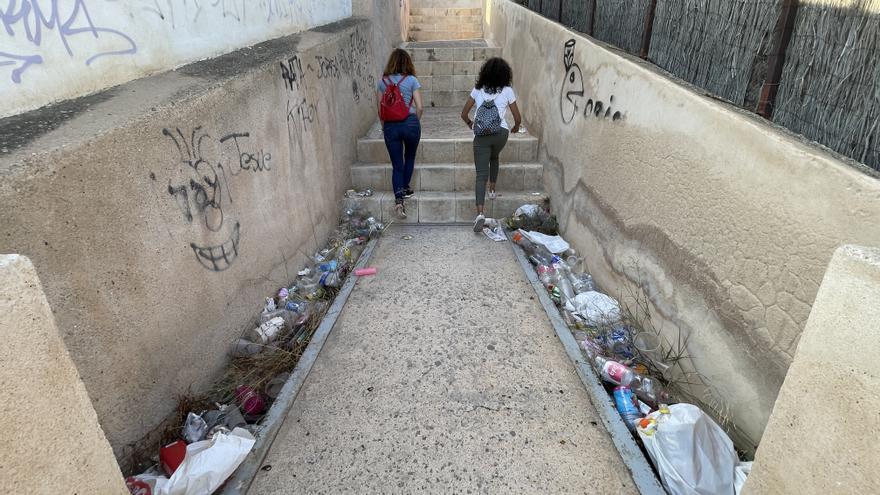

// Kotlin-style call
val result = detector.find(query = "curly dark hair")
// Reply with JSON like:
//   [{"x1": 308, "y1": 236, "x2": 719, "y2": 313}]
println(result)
[{"x1": 475, "y1": 57, "x2": 513, "y2": 94}]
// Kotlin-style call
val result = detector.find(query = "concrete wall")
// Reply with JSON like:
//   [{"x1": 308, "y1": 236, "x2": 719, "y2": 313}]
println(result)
[
  {"x1": 0, "y1": 0, "x2": 351, "y2": 118},
  {"x1": 353, "y1": 0, "x2": 410, "y2": 56},
  {"x1": 0, "y1": 16, "x2": 390, "y2": 461},
  {"x1": 413, "y1": 0, "x2": 482, "y2": 6},
  {"x1": 483, "y1": 0, "x2": 880, "y2": 451},
  {"x1": 743, "y1": 245, "x2": 880, "y2": 493},
  {"x1": 0, "y1": 255, "x2": 127, "y2": 494}
]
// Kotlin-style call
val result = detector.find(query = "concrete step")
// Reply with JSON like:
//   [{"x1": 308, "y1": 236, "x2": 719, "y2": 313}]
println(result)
[
  {"x1": 352, "y1": 162, "x2": 544, "y2": 192},
  {"x1": 359, "y1": 191, "x2": 547, "y2": 224},
  {"x1": 410, "y1": 32, "x2": 483, "y2": 42},
  {"x1": 357, "y1": 136, "x2": 538, "y2": 164}
]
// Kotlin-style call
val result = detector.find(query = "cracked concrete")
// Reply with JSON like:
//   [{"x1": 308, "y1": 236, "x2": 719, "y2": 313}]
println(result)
[{"x1": 248, "y1": 225, "x2": 636, "y2": 494}]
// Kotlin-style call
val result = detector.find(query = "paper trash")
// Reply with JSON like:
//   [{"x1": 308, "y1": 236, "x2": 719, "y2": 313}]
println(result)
[
  {"x1": 128, "y1": 428, "x2": 256, "y2": 495},
  {"x1": 524, "y1": 231, "x2": 570, "y2": 254},
  {"x1": 483, "y1": 226, "x2": 507, "y2": 242}
]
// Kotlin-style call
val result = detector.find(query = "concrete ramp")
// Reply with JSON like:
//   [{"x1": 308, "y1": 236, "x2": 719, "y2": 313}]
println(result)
[{"x1": 248, "y1": 225, "x2": 637, "y2": 493}]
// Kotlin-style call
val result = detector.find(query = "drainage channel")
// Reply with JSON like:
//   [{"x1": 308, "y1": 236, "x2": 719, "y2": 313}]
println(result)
[
  {"x1": 508, "y1": 235, "x2": 666, "y2": 495},
  {"x1": 220, "y1": 238, "x2": 380, "y2": 495}
]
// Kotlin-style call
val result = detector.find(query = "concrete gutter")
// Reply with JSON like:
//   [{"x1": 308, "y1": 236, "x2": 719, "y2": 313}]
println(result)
[
  {"x1": 508, "y1": 237, "x2": 666, "y2": 495},
  {"x1": 220, "y1": 237, "x2": 380, "y2": 495}
]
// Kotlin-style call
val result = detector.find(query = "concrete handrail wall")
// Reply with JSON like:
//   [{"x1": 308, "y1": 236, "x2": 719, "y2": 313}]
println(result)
[
  {"x1": 0, "y1": 255, "x2": 127, "y2": 494},
  {"x1": 483, "y1": 0, "x2": 880, "y2": 451},
  {"x1": 744, "y1": 245, "x2": 880, "y2": 493},
  {"x1": 0, "y1": 9, "x2": 403, "y2": 460}
]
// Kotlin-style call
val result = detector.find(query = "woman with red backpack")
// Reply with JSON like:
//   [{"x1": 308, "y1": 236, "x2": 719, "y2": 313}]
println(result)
[{"x1": 377, "y1": 48, "x2": 424, "y2": 219}]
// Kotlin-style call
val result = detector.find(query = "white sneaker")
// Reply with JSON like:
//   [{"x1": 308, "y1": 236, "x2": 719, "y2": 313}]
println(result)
[
  {"x1": 395, "y1": 203, "x2": 407, "y2": 219},
  {"x1": 489, "y1": 191, "x2": 497, "y2": 200},
  {"x1": 472, "y1": 214, "x2": 486, "y2": 232}
]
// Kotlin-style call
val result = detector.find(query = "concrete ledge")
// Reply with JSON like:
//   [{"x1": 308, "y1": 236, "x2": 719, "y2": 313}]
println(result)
[
  {"x1": 0, "y1": 255, "x2": 127, "y2": 494},
  {"x1": 744, "y1": 245, "x2": 880, "y2": 494}
]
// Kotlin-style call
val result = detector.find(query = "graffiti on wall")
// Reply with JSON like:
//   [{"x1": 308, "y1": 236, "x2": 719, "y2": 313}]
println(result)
[
  {"x1": 138, "y1": 0, "x2": 313, "y2": 28},
  {"x1": 0, "y1": 0, "x2": 138, "y2": 84},
  {"x1": 279, "y1": 27, "x2": 373, "y2": 159},
  {"x1": 153, "y1": 126, "x2": 273, "y2": 272},
  {"x1": 559, "y1": 39, "x2": 623, "y2": 124}
]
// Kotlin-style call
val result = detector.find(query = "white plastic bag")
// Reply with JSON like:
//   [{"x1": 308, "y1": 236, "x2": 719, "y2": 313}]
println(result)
[
  {"x1": 734, "y1": 461, "x2": 752, "y2": 495},
  {"x1": 514, "y1": 204, "x2": 541, "y2": 218},
  {"x1": 637, "y1": 404, "x2": 737, "y2": 495},
  {"x1": 524, "y1": 231, "x2": 570, "y2": 254},
  {"x1": 129, "y1": 428, "x2": 256, "y2": 495},
  {"x1": 564, "y1": 291, "x2": 621, "y2": 326}
]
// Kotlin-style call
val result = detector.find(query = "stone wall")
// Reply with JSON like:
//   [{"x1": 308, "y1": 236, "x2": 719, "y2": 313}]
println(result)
[
  {"x1": 483, "y1": 0, "x2": 880, "y2": 451},
  {"x1": 0, "y1": 0, "x2": 351, "y2": 118},
  {"x1": 0, "y1": 15, "x2": 397, "y2": 460}
]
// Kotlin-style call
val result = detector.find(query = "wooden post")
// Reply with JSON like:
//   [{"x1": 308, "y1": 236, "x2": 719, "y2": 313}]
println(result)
[
  {"x1": 639, "y1": 0, "x2": 658, "y2": 59},
  {"x1": 589, "y1": 0, "x2": 596, "y2": 36},
  {"x1": 757, "y1": 0, "x2": 799, "y2": 118}
]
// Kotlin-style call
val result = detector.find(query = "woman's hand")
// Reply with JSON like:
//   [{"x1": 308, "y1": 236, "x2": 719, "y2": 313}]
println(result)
[
  {"x1": 461, "y1": 97, "x2": 476, "y2": 130},
  {"x1": 511, "y1": 124, "x2": 520, "y2": 134}
]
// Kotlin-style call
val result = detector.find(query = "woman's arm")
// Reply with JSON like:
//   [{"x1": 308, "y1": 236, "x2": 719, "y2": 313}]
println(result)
[
  {"x1": 413, "y1": 89, "x2": 424, "y2": 120},
  {"x1": 461, "y1": 97, "x2": 476, "y2": 129},
  {"x1": 509, "y1": 101, "x2": 522, "y2": 134},
  {"x1": 377, "y1": 91, "x2": 383, "y2": 123}
]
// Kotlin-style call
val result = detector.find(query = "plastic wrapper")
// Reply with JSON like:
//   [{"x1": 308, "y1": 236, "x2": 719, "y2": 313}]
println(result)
[{"x1": 564, "y1": 291, "x2": 622, "y2": 326}]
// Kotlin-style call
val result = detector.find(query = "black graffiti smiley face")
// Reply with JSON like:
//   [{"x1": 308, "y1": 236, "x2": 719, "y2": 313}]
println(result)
[{"x1": 162, "y1": 127, "x2": 241, "y2": 272}]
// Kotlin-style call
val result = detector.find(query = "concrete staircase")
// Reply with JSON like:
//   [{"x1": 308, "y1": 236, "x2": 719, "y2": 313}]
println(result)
[
  {"x1": 407, "y1": 40, "x2": 500, "y2": 109},
  {"x1": 355, "y1": 41, "x2": 546, "y2": 224},
  {"x1": 409, "y1": 6, "x2": 482, "y2": 42}
]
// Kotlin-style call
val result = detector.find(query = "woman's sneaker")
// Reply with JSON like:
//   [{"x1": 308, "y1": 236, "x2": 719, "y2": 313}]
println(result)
[
  {"x1": 395, "y1": 202, "x2": 407, "y2": 219},
  {"x1": 473, "y1": 214, "x2": 486, "y2": 232},
  {"x1": 488, "y1": 190, "x2": 497, "y2": 200},
  {"x1": 403, "y1": 188, "x2": 415, "y2": 199}
]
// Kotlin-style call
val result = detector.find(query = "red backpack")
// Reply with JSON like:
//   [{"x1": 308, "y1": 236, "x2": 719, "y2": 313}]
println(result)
[{"x1": 379, "y1": 75, "x2": 413, "y2": 122}]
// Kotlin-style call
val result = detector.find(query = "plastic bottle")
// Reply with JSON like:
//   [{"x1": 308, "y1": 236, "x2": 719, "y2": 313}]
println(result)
[
  {"x1": 536, "y1": 265, "x2": 557, "y2": 288},
  {"x1": 595, "y1": 356, "x2": 669, "y2": 406},
  {"x1": 613, "y1": 386, "x2": 642, "y2": 431},
  {"x1": 630, "y1": 375, "x2": 670, "y2": 406},
  {"x1": 551, "y1": 256, "x2": 576, "y2": 301},
  {"x1": 512, "y1": 230, "x2": 536, "y2": 254},
  {"x1": 571, "y1": 273, "x2": 597, "y2": 293},
  {"x1": 595, "y1": 356, "x2": 637, "y2": 386}
]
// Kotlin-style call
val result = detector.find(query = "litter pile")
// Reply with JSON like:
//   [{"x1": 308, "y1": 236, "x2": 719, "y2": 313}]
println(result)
[
  {"x1": 506, "y1": 205, "x2": 752, "y2": 495},
  {"x1": 126, "y1": 193, "x2": 383, "y2": 495}
]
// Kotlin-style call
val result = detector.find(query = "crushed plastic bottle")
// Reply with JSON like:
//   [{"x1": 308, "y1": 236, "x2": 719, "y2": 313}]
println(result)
[
  {"x1": 595, "y1": 356, "x2": 669, "y2": 406},
  {"x1": 614, "y1": 386, "x2": 643, "y2": 431},
  {"x1": 536, "y1": 265, "x2": 557, "y2": 289},
  {"x1": 551, "y1": 256, "x2": 576, "y2": 302},
  {"x1": 571, "y1": 273, "x2": 597, "y2": 293}
]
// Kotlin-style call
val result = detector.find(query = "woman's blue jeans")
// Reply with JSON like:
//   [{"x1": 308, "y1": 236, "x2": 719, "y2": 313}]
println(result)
[{"x1": 383, "y1": 114, "x2": 421, "y2": 202}]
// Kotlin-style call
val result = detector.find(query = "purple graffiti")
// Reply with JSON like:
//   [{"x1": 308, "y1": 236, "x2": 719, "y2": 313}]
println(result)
[{"x1": 0, "y1": 0, "x2": 138, "y2": 84}]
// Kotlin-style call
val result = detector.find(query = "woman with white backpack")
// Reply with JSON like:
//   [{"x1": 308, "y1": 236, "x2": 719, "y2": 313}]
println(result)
[{"x1": 460, "y1": 57, "x2": 522, "y2": 232}]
